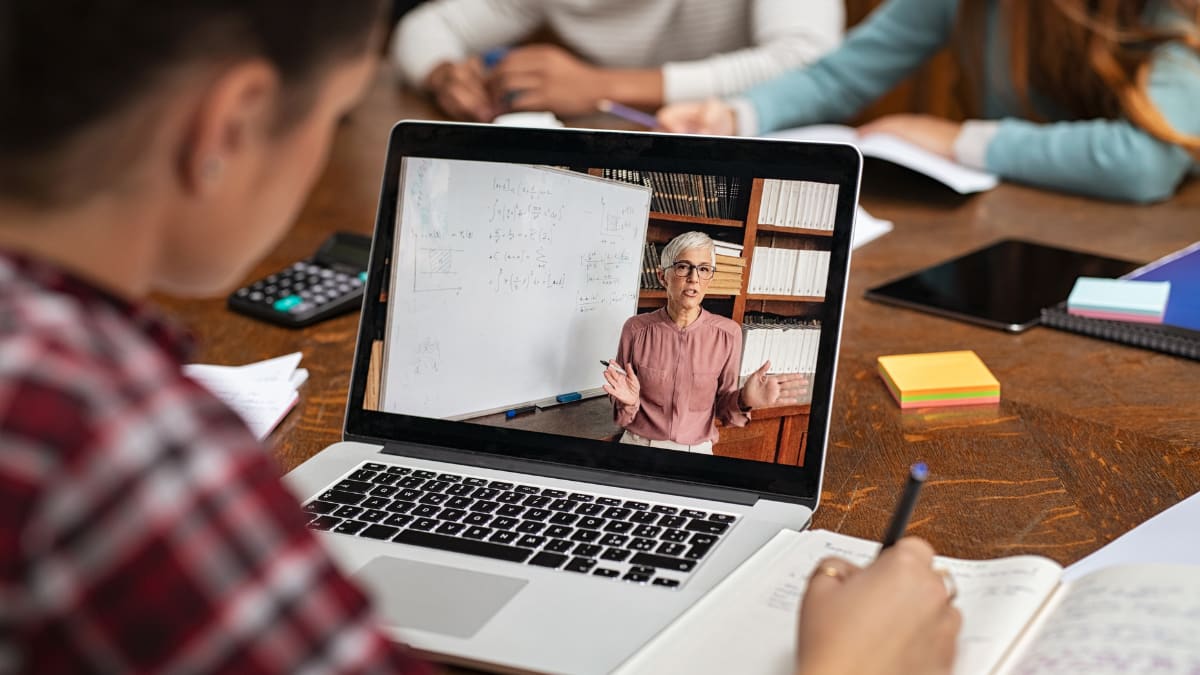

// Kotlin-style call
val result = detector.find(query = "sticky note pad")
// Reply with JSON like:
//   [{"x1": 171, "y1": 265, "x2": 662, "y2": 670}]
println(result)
[
  {"x1": 877, "y1": 350, "x2": 1000, "y2": 409},
  {"x1": 1067, "y1": 277, "x2": 1171, "y2": 324}
]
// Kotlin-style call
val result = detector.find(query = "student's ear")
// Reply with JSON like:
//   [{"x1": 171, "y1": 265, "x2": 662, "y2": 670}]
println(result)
[{"x1": 179, "y1": 59, "x2": 280, "y2": 196}]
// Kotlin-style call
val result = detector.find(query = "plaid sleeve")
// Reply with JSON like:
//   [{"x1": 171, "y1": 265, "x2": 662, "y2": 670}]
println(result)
[{"x1": 2, "y1": 348, "x2": 433, "y2": 674}]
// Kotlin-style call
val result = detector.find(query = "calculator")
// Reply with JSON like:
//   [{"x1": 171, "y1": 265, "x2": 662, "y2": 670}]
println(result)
[{"x1": 228, "y1": 232, "x2": 372, "y2": 328}]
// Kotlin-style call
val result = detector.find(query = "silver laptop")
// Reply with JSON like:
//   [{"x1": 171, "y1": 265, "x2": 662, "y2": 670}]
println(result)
[{"x1": 285, "y1": 121, "x2": 861, "y2": 674}]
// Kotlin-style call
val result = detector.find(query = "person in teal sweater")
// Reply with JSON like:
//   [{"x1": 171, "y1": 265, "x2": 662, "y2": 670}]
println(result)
[{"x1": 658, "y1": 0, "x2": 1200, "y2": 203}]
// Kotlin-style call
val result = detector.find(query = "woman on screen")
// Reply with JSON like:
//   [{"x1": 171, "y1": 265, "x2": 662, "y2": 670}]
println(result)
[{"x1": 604, "y1": 231, "x2": 808, "y2": 454}]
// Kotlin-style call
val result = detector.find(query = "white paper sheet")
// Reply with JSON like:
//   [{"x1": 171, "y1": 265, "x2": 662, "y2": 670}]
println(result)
[
  {"x1": 184, "y1": 352, "x2": 306, "y2": 440},
  {"x1": 1064, "y1": 490, "x2": 1200, "y2": 581}
]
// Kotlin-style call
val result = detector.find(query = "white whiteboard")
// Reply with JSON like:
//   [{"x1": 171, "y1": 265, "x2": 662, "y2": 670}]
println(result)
[{"x1": 380, "y1": 158, "x2": 651, "y2": 419}]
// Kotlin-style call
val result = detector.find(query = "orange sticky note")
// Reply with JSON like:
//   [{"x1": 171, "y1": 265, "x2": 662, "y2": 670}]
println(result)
[{"x1": 877, "y1": 350, "x2": 1000, "y2": 409}]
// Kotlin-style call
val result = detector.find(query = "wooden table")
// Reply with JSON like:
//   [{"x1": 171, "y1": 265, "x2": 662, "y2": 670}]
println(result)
[{"x1": 158, "y1": 68, "x2": 1200, "y2": 571}]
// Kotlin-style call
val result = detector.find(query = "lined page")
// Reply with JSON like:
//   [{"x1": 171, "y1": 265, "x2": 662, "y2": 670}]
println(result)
[
  {"x1": 999, "y1": 564, "x2": 1200, "y2": 675},
  {"x1": 615, "y1": 529, "x2": 1062, "y2": 675}
]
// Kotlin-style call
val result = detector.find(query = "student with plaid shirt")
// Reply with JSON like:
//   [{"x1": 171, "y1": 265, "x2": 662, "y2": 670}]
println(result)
[{"x1": 0, "y1": 1, "x2": 958, "y2": 674}]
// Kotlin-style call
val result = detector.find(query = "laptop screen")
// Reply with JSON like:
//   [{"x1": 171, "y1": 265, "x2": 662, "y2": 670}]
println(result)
[{"x1": 344, "y1": 122, "x2": 860, "y2": 506}]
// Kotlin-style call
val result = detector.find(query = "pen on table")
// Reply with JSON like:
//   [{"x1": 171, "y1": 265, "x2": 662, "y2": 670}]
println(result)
[
  {"x1": 597, "y1": 99, "x2": 662, "y2": 130},
  {"x1": 600, "y1": 359, "x2": 627, "y2": 375},
  {"x1": 505, "y1": 404, "x2": 537, "y2": 419},
  {"x1": 880, "y1": 462, "x2": 928, "y2": 550}
]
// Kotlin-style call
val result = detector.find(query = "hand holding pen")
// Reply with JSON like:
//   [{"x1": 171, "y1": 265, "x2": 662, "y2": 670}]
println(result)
[{"x1": 601, "y1": 360, "x2": 639, "y2": 407}]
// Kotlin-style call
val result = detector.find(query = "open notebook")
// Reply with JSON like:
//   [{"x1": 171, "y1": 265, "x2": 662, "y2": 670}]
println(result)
[{"x1": 616, "y1": 529, "x2": 1200, "y2": 675}]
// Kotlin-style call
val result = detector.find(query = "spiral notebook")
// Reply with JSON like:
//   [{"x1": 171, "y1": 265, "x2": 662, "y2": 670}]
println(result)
[{"x1": 1040, "y1": 241, "x2": 1200, "y2": 360}]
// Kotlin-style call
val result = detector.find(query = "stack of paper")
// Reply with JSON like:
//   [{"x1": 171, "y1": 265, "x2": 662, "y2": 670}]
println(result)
[
  {"x1": 1067, "y1": 277, "x2": 1171, "y2": 324},
  {"x1": 877, "y1": 350, "x2": 999, "y2": 409},
  {"x1": 184, "y1": 352, "x2": 308, "y2": 440}
]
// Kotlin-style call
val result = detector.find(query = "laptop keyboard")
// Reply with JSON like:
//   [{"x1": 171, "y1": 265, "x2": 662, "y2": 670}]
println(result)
[{"x1": 301, "y1": 461, "x2": 738, "y2": 589}]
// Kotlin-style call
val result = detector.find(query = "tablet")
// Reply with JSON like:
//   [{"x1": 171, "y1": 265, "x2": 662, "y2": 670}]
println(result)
[{"x1": 865, "y1": 239, "x2": 1141, "y2": 332}]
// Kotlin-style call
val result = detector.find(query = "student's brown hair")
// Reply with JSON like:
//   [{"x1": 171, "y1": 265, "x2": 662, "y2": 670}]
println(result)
[
  {"x1": 0, "y1": 0, "x2": 386, "y2": 206},
  {"x1": 955, "y1": 0, "x2": 1200, "y2": 150}
]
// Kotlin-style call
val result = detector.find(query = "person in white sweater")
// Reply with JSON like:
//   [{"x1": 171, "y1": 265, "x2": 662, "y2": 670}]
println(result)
[{"x1": 392, "y1": 0, "x2": 843, "y2": 121}]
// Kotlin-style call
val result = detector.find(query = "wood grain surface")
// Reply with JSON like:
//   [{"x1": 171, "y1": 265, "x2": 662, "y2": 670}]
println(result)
[{"x1": 156, "y1": 67, "x2": 1200, "y2": 576}]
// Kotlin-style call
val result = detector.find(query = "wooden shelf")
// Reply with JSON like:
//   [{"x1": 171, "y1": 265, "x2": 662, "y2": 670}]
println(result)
[
  {"x1": 649, "y1": 211, "x2": 743, "y2": 229},
  {"x1": 756, "y1": 224, "x2": 834, "y2": 237},
  {"x1": 745, "y1": 293, "x2": 824, "y2": 303}
]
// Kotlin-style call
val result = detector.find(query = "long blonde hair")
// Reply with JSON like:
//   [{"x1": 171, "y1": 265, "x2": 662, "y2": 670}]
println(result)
[{"x1": 955, "y1": 0, "x2": 1200, "y2": 151}]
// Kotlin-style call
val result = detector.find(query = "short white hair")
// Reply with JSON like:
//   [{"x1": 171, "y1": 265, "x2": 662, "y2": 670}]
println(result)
[{"x1": 659, "y1": 231, "x2": 716, "y2": 268}]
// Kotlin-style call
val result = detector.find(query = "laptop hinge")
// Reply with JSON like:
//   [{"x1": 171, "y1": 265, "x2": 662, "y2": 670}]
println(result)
[{"x1": 353, "y1": 435, "x2": 762, "y2": 506}]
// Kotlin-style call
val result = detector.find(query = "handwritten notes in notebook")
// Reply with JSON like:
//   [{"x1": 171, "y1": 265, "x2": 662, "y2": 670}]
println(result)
[
  {"x1": 617, "y1": 528, "x2": 1200, "y2": 674},
  {"x1": 614, "y1": 529, "x2": 1063, "y2": 675},
  {"x1": 764, "y1": 124, "x2": 1000, "y2": 194},
  {"x1": 184, "y1": 352, "x2": 308, "y2": 440},
  {"x1": 998, "y1": 565, "x2": 1200, "y2": 674}
]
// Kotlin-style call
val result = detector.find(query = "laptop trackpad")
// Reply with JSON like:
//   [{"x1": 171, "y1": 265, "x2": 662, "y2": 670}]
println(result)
[{"x1": 355, "y1": 556, "x2": 528, "y2": 638}]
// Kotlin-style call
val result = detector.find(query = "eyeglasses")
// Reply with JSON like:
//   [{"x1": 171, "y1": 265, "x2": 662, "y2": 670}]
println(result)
[{"x1": 668, "y1": 262, "x2": 716, "y2": 280}]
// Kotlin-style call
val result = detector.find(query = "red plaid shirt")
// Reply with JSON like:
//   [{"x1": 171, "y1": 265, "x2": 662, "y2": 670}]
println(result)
[{"x1": 0, "y1": 253, "x2": 433, "y2": 674}]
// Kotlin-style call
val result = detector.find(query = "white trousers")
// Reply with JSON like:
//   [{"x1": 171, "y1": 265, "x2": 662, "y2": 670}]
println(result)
[{"x1": 619, "y1": 430, "x2": 713, "y2": 455}]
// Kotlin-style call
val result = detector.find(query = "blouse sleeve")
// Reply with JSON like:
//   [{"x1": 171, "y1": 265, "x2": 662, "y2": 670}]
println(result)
[
  {"x1": 715, "y1": 327, "x2": 750, "y2": 428},
  {"x1": 611, "y1": 320, "x2": 641, "y2": 427}
]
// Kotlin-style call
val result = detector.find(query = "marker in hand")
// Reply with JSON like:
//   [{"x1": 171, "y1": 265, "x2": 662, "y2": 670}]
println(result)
[{"x1": 600, "y1": 359, "x2": 627, "y2": 375}]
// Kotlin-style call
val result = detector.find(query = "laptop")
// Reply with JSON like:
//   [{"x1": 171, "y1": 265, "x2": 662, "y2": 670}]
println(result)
[{"x1": 284, "y1": 121, "x2": 861, "y2": 674}]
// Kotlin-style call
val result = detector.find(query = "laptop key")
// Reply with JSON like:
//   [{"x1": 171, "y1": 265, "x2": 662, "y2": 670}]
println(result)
[
  {"x1": 497, "y1": 504, "x2": 525, "y2": 517},
  {"x1": 369, "y1": 485, "x2": 400, "y2": 498},
  {"x1": 657, "y1": 542, "x2": 686, "y2": 556},
  {"x1": 568, "y1": 493, "x2": 594, "y2": 502},
  {"x1": 633, "y1": 525, "x2": 661, "y2": 538},
  {"x1": 396, "y1": 488, "x2": 421, "y2": 501},
  {"x1": 681, "y1": 509, "x2": 708, "y2": 519},
  {"x1": 371, "y1": 473, "x2": 400, "y2": 486},
  {"x1": 423, "y1": 480, "x2": 450, "y2": 493},
  {"x1": 631, "y1": 511, "x2": 659, "y2": 525},
  {"x1": 386, "y1": 500, "x2": 415, "y2": 514},
  {"x1": 438, "y1": 508, "x2": 467, "y2": 522},
  {"x1": 412, "y1": 470, "x2": 437, "y2": 479},
  {"x1": 446, "y1": 483, "x2": 474, "y2": 496},
  {"x1": 623, "y1": 500, "x2": 649, "y2": 511},
  {"x1": 463, "y1": 513, "x2": 492, "y2": 526},
  {"x1": 602, "y1": 507, "x2": 631, "y2": 520},
  {"x1": 383, "y1": 514, "x2": 413, "y2": 528},
  {"x1": 549, "y1": 512, "x2": 578, "y2": 526},
  {"x1": 348, "y1": 470, "x2": 377, "y2": 482},
  {"x1": 485, "y1": 480, "x2": 512, "y2": 489},
  {"x1": 463, "y1": 526, "x2": 491, "y2": 540},
  {"x1": 545, "y1": 538, "x2": 574, "y2": 553},
  {"x1": 308, "y1": 515, "x2": 341, "y2": 530},
  {"x1": 571, "y1": 530, "x2": 601, "y2": 542},
  {"x1": 710, "y1": 513, "x2": 736, "y2": 523},
  {"x1": 651, "y1": 505, "x2": 678, "y2": 515},
  {"x1": 470, "y1": 500, "x2": 501, "y2": 514},
  {"x1": 524, "y1": 508, "x2": 551, "y2": 521},
  {"x1": 691, "y1": 533, "x2": 718, "y2": 546},
  {"x1": 320, "y1": 490, "x2": 365, "y2": 505},
  {"x1": 564, "y1": 557, "x2": 597, "y2": 573},
  {"x1": 661, "y1": 529, "x2": 688, "y2": 543},
  {"x1": 573, "y1": 544, "x2": 602, "y2": 558},
  {"x1": 333, "y1": 520, "x2": 366, "y2": 535},
  {"x1": 596, "y1": 497, "x2": 622, "y2": 506},
  {"x1": 523, "y1": 495, "x2": 551, "y2": 508},
  {"x1": 361, "y1": 496, "x2": 390, "y2": 510},
  {"x1": 360, "y1": 524, "x2": 400, "y2": 540},
  {"x1": 516, "y1": 521, "x2": 545, "y2": 534},
  {"x1": 630, "y1": 538, "x2": 656, "y2": 551},
  {"x1": 461, "y1": 477, "x2": 488, "y2": 486},
  {"x1": 385, "y1": 466, "x2": 411, "y2": 475},
  {"x1": 517, "y1": 535, "x2": 547, "y2": 548},
  {"x1": 333, "y1": 506, "x2": 363, "y2": 519},
  {"x1": 528, "y1": 551, "x2": 568, "y2": 568},
  {"x1": 411, "y1": 505, "x2": 440, "y2": 518},
  {"x1": 659, "y1": 516, "x2": 686, "y2": 528},
  {"x1": 397, "y1": 476, "x2": 425, "y2": 488},
  {"x1": 623, "y1": 572, "x2": 652, "y2": 583},
  {"x1": 446, "y1": 496, "x2": 472, "y2": 509},
  {"x1": 575, "y1": 503, "x2": 605, "y2": 516},
  {"x1": 472, "y1": 487, "x2": 501, "y2": 500},
  {"x1": 359, "y1": 509, "x2": 388, "y2": 523},
  {"x1": 599, "y1": 534, "x2": 628, "y2": 547},
  {"x1": 393, "y1": 530, "x2": 533, "y2": 563},
  {"x1": 549, "y1": 499, "x2": 575, "y2": 512},
  {"x1": 490, "y1": 531, "x2": 519, "y2": 544},
  {"x1": 685, "y1": 544, "x2": 713, "y2": 560},
  {"x1": 686, "y1": 519, "x2": 729, "y2": 535},
  {"x1": 496, "y1": 491, "x2": 524, "y2": 504},
  {"x1": 601, "y1": 548, "x2": 630, "y2": 562},
  {"x1": 652, "y1": 578, "x2": 681, "y2": 588},
  {"x1": 541, "y1": 489, "x2": 566, "y2": 498},
  {"x1": 437, "y1": 473, "x2": 462, "y2": 482},
  {"x1": 544, "y1": 525, "x2": 572, "y2": 539},
  {"x1": 491, "y1": 517, "x2": 519, "y2": 530},
  {"x1": 631, "y1": 553, "x2": 696, "y2": 573},
  {"x1": 411, "y1": 518, "x2": 438, "y2": 531},
  {"x1": 418, "y1": 493, "x2": 447, "y2": 505},
  {"x1": 603, "y1": 521, "x2": 633, "y2": 534},
  {"x1": 577, "y1": 516, "x2": 605, "y2": 529},
  {"x1": 363, "y1": 463, "x2": 387, "y2": 471},
  {"x1": 303, "y1": 500, "x2": 338, "y2": 515},
  {"x1": 593, "y1": 568, "x2": 620, "y2": 578},
  {"x1": 435, "y1": 522, "x2": 466, "y2": 536},
  {"x1": 515, "y1": 485, "x2": 540, "y2": 494}
]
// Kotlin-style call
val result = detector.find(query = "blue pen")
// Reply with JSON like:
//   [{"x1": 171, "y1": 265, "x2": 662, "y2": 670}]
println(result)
[
  {"x1": 483, "y1": 47, "x2": 509, "y2": 69},
  {"x1": 880, "y1": 462, "x2": 928, "y2": 550},
  {"x1": 505, "y1": 404, "x2": 536, "y2": 419},
  {"x1": 597, "y1": 99, "x2": 661, "y2": 130}
]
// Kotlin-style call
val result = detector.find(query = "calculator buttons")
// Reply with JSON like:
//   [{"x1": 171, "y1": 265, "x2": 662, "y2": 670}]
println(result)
[{"x1": 273, "y1": 295, "x2": 303, "y2": 312}]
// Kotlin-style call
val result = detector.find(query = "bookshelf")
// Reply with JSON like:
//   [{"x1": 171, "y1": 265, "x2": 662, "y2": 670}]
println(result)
[{"x1": 607, "y1": 171, "x2": 836, "y2": 467}]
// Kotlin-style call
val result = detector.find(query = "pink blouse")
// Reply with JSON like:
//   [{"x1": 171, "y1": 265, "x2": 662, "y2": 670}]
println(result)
[{"x1": 612, "y1": 308, "x2": 749, "y2": 444}]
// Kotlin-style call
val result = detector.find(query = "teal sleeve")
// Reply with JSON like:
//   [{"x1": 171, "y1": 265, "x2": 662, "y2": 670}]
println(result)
[
  {"x1": 743, "y1": 0, "x2": 957, "y2": 134},
  {"x1": 985, "y1": 43, "x2": 1200, "y2": 204}
]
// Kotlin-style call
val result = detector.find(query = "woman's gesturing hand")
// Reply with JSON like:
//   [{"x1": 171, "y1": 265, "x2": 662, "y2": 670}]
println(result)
[
  {"x1": 602, "y1": 361, "x2": 640, "y2": 408},
  {"x1": 741, "y1": 361, "x2": 809, "y2": 409}
]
